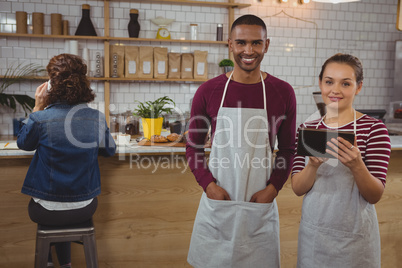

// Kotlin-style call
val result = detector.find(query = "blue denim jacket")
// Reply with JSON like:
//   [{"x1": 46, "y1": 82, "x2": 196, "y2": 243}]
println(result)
[{"x1": 17, "y1": 103, "x2": 116, "y2": 202}]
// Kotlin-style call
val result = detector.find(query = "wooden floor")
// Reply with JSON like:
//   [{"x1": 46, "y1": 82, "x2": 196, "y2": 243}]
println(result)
[{"x1": 0, "y1": 151, "x2": 401, "y2": 267}]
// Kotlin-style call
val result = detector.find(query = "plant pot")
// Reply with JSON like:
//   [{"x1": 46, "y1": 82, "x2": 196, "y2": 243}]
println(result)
[
  {"x1": 222, "y1": 66, "x2": 234, "y2": 73},
  {"x1": 142, "y1": 117, "x2": 164, "y2": 139}
]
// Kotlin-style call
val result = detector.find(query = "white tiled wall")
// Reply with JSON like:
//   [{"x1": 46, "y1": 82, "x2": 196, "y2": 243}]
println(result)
[{"x1": 1, "y1": 0, "x2": 402, "y2": 135}]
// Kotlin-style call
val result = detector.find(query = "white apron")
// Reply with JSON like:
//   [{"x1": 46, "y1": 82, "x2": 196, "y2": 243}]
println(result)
[
  {"x1": 297, "y1": 112, "x2": 381, "y2": 268},
  {"x1": 188, "y1": 72, "x2": 280, "y2": 268}
]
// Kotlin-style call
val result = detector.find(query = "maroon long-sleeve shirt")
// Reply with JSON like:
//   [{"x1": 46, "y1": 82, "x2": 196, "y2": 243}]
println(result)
[{"x1": 186, "y1": 73, "x2": 297, "y2": 192}]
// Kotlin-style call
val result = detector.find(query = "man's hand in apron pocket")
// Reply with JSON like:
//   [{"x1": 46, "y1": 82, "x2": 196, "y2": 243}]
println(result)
[
  {"x1": 205, "y1": 182, "x2": 231, "y2": 200},
  {"x1": 250, "y1": 183, "x2": 278, "y2": 203}
]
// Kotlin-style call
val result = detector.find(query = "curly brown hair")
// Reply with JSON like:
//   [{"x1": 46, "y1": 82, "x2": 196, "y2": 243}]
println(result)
[{"x1": 46, "y1": 53, "x2": 95, "y2": 106}]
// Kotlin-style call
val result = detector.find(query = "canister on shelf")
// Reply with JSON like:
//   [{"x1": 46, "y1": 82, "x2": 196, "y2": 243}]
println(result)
[
  {"x1": 32, "y1": 12, "x2": 44, "y2": 34},
  {"x1": 190, "y1": 24, "x2": 198, "y2": 40},
  {"x1": 69, "y1": 40, "x2": 78, "y2": 55},
  {"x1": 216, "y1": 23, "x2": 223, "y2": 41},
  {"x1": 51, "y1": 13, "x2": 62, "y2": 35},
  {"x1": 16, "y1": 11, "x2": 27, "y2": 34},
  {"x1": 62, "y1": 20, "x2": 69, "y2": 35}
]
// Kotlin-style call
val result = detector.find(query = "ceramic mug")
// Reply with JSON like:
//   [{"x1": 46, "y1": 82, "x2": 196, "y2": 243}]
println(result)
[{"x1": 117, "y1": 133, "x2": 131, "y2": 145}]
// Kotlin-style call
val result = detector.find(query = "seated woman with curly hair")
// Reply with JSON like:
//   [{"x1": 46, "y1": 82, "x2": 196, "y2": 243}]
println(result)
[{"x1": 17, "y1": 53, "x2": 116, "y2": 268}]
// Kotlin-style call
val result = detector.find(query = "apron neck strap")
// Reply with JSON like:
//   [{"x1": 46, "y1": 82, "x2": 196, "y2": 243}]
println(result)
[
  {"x1": 317, "y1": 109, "x2": 357, "y2": 135},
  {"x1": 220, "y1": 71, "x2": 266, "y2": 110}
]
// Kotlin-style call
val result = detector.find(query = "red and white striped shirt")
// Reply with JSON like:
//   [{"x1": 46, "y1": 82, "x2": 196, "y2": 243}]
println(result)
[{"x1": 292, "y1": 114, "x2": 391, "y2": 185}]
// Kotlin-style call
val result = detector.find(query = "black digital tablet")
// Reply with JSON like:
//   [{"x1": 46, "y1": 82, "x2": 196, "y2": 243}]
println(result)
[{"x1": 296, "y1": 128, "x2": 355, "y2": 158}]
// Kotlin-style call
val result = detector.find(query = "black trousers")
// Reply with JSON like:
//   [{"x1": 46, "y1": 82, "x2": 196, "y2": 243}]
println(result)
[
  {"x1": 28, "y1": 197, "x2": 98, "y2": 265},
  {"x1": 28, "y1": 197, "x2": 98, "y2": 226}
]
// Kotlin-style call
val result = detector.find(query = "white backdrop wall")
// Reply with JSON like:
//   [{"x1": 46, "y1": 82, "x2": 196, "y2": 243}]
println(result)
[{"x1": 0, "y1": 0, "x2": 401, "y2": 135}]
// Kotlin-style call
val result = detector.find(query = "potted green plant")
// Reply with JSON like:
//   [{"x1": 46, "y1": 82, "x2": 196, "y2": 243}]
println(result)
[
  {"x1": 0, "y1": 63, "x2": 45, "y2": 115},
  {"x1": 133, "y1": 96, "x2": 175, "y2": 139},
  {"x1": 218, "y1": 59, "x2": 234, "y2": 73}
]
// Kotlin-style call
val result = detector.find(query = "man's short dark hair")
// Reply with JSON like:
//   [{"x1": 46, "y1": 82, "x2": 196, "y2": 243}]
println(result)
[{"x1": 230, "y1": 14, "x2": 267, "y2": 34}]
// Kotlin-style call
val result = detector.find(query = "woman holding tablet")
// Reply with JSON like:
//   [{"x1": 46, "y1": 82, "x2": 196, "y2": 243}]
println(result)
[{"x1": 291, "y1": 53, "x2": 391, "y2": 267}]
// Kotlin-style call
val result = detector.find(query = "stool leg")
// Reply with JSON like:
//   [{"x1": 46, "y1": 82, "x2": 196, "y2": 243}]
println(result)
[
  {"x1": 83, "y1": 234, "x2": 98, "y2": 268},
  {"x1": 35, "y1": 236, "x2": 50, "y2": 268}
]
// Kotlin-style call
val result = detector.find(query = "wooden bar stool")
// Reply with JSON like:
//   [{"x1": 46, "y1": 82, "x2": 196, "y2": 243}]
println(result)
[{"x1": 34, "y1": 218, "x2": 98, "y2": 268}]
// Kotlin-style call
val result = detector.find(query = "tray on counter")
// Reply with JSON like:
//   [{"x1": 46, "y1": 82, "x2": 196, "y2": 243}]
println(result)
[{"x1": 137, "y1": 139, "x2": 186, "y2": 147}]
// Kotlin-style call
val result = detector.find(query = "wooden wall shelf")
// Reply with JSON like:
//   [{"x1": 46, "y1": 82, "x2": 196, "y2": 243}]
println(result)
[
  {"x1": 110, "y1": 0, "x2": 251, "y2": 9},
  {"x1": 0, "y1": 33, "x2": 227, "y2": 45},
  {"x1": 107, "y1": 36, "x2": 228, "y2": 44},
  {"x1": 107, "y1": 77, "x2": 208, "y2": 82},
  {"x1": 1, "y1": 0, "x2": 244, "y2": 125},
  {"x1": 0, "y1": 33, "x2": 105, "y2": 40},
  {"x1": 0, "y1": 75, "x2": 207, "y2": 83}
]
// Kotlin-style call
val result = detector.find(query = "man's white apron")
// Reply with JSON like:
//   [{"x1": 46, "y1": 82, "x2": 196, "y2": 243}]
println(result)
[{"x1": 188, "y1": 72, "x2": 280, "y2": 268}]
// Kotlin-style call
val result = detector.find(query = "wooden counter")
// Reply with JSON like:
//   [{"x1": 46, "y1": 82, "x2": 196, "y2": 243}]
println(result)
[
  {"x1": 1, "y1": 151, "x2": 401, "y2": 267},
  {"x1": 2, "y1": 135, "x2": 402, "y2": 158}
]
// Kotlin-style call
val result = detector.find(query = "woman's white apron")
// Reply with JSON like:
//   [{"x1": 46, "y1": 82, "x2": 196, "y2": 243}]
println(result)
[
  {"x1": 297, "y1": 112, "x2": 381, "y2": 268},
  {"x1": 188, "y1": 72, "x2": 280, "y2": 268}
]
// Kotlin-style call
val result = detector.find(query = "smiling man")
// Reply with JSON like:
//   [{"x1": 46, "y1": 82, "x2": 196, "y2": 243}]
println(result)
[{"x1": 186, "y1": 14, "x2": 296, "y2": 267}]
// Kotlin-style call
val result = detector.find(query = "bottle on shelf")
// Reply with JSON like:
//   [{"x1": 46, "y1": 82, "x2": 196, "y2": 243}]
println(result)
[
  {"x1": 190, "y1": 24, "x2": 198, "y2": 40},
  {"x1": 128, "y1": 9, "x2": 140, "y2": 38},
  {"x1": 75, "y1": 4, "x2": 97, "y2": 36},
  {"x1": 216, "y1": 23, "x2": 223, "y2": 41}
]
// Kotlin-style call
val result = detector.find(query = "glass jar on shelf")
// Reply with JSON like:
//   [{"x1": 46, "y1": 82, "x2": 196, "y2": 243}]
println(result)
[
  {"x1": 162, "y1": 113, "x2": 170, "y2": 129},
  {"x1": 110, "y1": 113, "x2": 120, "y2": 134},
  {"x1": 125, "y1": 112, "x2": 140, "y2": 136}
]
